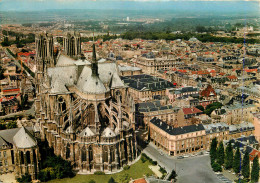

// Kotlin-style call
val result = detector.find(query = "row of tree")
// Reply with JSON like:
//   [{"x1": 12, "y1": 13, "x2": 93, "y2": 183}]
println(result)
[
  {"x1": 1, "y1": 32, "x2": 35, "y2": 47},
  {"x1": 121, "y1": 31, "x2": 260, "y2": 44},
  {"x1": 210, "y1": 138, "x2": 259, "y2": 182}
]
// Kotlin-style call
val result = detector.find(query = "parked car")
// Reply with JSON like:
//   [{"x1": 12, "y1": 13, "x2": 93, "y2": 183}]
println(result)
[{"x1": 177, "y1": 156, "x2": 184, "y2": 159}]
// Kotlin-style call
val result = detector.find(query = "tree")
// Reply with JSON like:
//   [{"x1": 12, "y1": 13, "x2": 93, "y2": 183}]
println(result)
[
  {"x1": 20, "y1": 94, "x2": 28, "y2": 110},
  {"x1": 224, "y1": 141, "x2": 233, "y2": 169},
  {"x1": 0, "y1": 66, "x2": 5, "y2": 80},
  {"x1": 6, "y1": 121, "x2": 17, "y2": 129},
  {"x1": 196, "y1": 105, "x2": 204, "y2": 112},
  {"x1": 108, "y1": 177, "x2": 116, "y2": 183},
  {"x1": 233, "y1": 147, "x2": 241, "y2": 174},
  {"x1": 16, "y1": 173, "x2": 32, "y2": 183},
  {"x1": 217, "y1": 141, "x2": 225, "y2": 165},
  {"x1": 212, "y1": 162, "x2": 222, "y2": 172},
  {"x1": 241, "y1": 151, "x2": 250, "y2": 179},
  {"x1": 168, "y1": 169, "x2": 177, "y2": 181},
  {"x1": 251, "y1": 156, "x2": 259, "y2": 183},
  {"x1": 196, "y1": 25, "x2": 207, "y2": 33},
  {"x1": 1, "y1": 36, "x2": 11, "y2": 46},
  {"x1": 210, "y1": 137, "x2": 218, "y2": 163}
]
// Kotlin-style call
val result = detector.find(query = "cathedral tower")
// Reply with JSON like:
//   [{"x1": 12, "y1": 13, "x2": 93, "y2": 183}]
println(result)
[{"x1": 63, "y1": 32, "x2": 81, "y2": 58}]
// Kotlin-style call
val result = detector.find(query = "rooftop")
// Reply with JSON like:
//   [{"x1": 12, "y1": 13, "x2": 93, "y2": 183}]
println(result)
[
  {"x1": 121, "y1": 74, "x2": 174, "y2": 92},
  {"x1": 150, "y1": 117, "x2": 205, "y2": 136}
]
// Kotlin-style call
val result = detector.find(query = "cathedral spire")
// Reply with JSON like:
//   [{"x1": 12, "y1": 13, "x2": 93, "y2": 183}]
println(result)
[
  {"x1": 91, "y1": 44, "x2": 98, "y2": 76},
  {"x1": 92, "y1": 43, "x2": 97, "y2": 61}
]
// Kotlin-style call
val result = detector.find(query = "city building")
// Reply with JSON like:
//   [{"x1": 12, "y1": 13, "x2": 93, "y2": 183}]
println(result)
[
  {"x1": 149, "y1": 117, "x2": 206, "y2": 156},
  {"x1": 121, "y1": 74, "x2": 175, "y2": 102}
]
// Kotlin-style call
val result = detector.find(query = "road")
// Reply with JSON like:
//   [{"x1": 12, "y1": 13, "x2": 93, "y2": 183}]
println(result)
[
  {"x1": 0, "y1": 103, "x2": 35, "y2": 119},
  {"x1": 5, "y1": 48, "x2": 35, "y2": 83},
  {"x1": 143, "y1": 143, "x2": 221, "y2": 183}
]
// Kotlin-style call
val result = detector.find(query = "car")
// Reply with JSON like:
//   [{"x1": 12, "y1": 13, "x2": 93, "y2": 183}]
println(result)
[
  {"x1": 159, "y1": 152, "x2": 164, "y2": 156},
  {"x1": 197, "y1": 152, "x2": 203, "y2": 155},
  {"x1": 177, "y1": 156, "x2": 184, "y2": 159},
  {"x1": 204, "y1": 152, "x2": 210, "y2": 155},
  {"x1": 183, "y1": 155, "x2": 189, "y2": 158}
]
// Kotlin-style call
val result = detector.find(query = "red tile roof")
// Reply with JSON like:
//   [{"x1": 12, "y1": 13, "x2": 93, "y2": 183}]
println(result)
[
  {"x1": 210, "y1": 70, "x2": 216, "y2": 73},
  {"x1": 197, "y1": 71, "x2": 210, "y2": 75},
  {"x1": 183, "y1": 107, "x2": 202, "y2": 115},
  {"x1": 249, "y1": 149, "x2": 260, "y2": 161},
  {"x1": 219, "y1": 72, "x2": 225, "y2": 76},
  {"x1": 133, "y1": 178, "x2": 147, "y2": 183},
  {"x1": 178, "y1": 70, "x2": 187, "y2": 73},
  {"x1": 245, "y1": 69, "x2": 257, "y2": 73},
  {"x1": 201, "y1": 85, "x2": 216, "y2": 97},
  {"x1": 227, "y1": 75, "x2": 237, "y2": 80}
]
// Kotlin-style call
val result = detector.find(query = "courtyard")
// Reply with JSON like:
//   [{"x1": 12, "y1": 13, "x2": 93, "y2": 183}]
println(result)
[{"x1": 48, "y1": 158, "x2": 154, "y2": 183}]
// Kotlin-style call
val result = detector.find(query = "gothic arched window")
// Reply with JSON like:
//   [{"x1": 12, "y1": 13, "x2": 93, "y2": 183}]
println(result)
[
  {"x1": 26, "y1": 151, "x2": 31, "y2": 164},
  {"x1": 89, "y1": 146, "x2": 93, "y2": 162},
  {"x1": 66, "y1": 143, "x2": 70, "y2": 159},
  {"x1": 81, "y1": 146, "x2": 86, "y2": 162},
  {"x1": 103, "y1": 146, "x2": 108, "y2": 163}
]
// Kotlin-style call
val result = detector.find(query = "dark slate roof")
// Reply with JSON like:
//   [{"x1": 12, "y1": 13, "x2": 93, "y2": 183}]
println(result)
[
  {"x1": 121, "y1": 74, "x2": 174, "y2": 91},
  {"x1": 150, "y1": 117, "x2": 205, "y2": 135},
  {"x1": 0, "y1": 136, "x2": 12, "y2": 149},
  {"x1": 237, "y1": 135, "x2": 258, "y2": 145},
  {"x1": 136, "y1": 100, "x2": 173, "y2": 113}
]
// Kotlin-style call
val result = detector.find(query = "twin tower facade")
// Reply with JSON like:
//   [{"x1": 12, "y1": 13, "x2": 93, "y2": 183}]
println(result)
[{"x1": 35, "y1": 32, "x2": 81, "y2": 70}]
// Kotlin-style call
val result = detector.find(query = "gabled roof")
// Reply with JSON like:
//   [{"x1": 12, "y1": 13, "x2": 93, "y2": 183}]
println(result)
[
  {"x1": 102, "y1": 127, "x2": 116, "y2": 137},
  {"x1": 182, "y1": 107, "x2": 202, "y2": 115},
  {"x1": 79, "y1": 127, "x2": 95, "y2": 137},
  {"x1": 79, "y1": 75, "x2": 107, "y2": 94},
  {"x1": 13, "y1": 127, "x2": 37, "y2": 149},
  {"x1": 56, "y1": 54, "x2": 75, "y2": 66}
]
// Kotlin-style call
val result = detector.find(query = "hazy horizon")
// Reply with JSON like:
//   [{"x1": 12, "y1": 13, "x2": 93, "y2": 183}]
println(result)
[{"x1": 0, "y1": 0, "x2": 259, "y2": 12}]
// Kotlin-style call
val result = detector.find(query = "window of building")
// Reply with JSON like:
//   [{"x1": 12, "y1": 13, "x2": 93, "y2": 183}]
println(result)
[
  {"x1": 3, "y1": 152, "x2": 6, "y2": 158},
  {"x1": 0, "y1": 161, "x2": 2, "y2": 166},
  {"x1": 4, "y1": 160, "x2": 7, "y2": 166}
]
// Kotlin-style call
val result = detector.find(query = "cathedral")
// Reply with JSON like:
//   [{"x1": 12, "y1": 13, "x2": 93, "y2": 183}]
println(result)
[{"x1": 34, "y1": 32, "x2": 138, "y2": 173}]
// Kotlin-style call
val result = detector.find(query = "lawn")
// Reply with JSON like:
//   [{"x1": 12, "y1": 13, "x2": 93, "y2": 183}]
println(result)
[{"x1": 48, "y1": 159, "x2": 154, "y2": 183}]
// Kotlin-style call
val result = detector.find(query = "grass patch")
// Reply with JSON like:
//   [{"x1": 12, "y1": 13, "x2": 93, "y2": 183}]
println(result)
[{"x1": 48, "y1": 159, "x2": 154, "y2": 183}]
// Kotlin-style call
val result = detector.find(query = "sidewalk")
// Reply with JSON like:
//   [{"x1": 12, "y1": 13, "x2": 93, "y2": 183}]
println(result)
[{"x1": 222, "y1": 170, "x2": 237, "y2": 182}]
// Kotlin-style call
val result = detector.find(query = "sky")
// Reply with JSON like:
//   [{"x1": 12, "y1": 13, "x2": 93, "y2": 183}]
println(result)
[{"x1": 0, "y1": 0, "x2": 259, "y2": 11}]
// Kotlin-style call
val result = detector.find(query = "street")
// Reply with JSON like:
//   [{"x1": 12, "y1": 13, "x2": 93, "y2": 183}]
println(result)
[{"x1": 143, "y1": 143, "x2": 222, "y2": 183}]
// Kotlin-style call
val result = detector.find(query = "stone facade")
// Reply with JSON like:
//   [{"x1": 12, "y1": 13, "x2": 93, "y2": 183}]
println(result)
[
  {"x1": 0, "y1": 127, "x2": 40, "y2": 179},
  {"x1": 149, "y1": 117, "x2": 255, "y2": 156},
  {"x1": 63, "y1": 32, "x2": 81, "y2": 58},
  {"x1": 34, "y1": 36, "x2": 138, "y2": 173}
]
